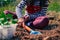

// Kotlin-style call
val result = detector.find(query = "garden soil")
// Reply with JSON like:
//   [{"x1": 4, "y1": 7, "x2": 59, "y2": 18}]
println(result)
[{"x1": 12, "y1": 12, "x2": 60, "y2": 40}]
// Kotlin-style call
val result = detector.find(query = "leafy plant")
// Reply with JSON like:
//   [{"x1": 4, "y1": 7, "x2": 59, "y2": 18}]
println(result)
[{"x1": 0, "y1": 12, "x2": 17, "y2": 25}]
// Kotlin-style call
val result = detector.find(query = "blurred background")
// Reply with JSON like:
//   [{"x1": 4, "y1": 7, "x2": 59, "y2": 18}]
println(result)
[{"x1": 0, "y1": 0, "x2": 60, "y2": 25}]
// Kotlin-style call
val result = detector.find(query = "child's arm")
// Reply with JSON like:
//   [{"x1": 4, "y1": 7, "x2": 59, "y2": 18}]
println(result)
[{"x1": 16, "y1": 0, "x2": 26, "y2": 19}]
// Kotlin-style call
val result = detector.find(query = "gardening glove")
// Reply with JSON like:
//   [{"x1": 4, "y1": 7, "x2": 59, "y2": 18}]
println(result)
[{"x1": 30, "y1": 30, "x2": 42, "y2": 35}]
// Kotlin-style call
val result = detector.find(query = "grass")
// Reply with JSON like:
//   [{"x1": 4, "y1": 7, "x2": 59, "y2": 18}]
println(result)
[{"x1": 48, "y1": 1, "x2": 60, "y2": 12}]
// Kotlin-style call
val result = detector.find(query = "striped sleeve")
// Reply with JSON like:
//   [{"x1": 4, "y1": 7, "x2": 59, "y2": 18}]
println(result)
[
  {"x1": 16, "y1": 0, "x2": 26, "y2": 19},
  {"x1": 40, "y1": 1, "x2": 49, "y2": 16}
]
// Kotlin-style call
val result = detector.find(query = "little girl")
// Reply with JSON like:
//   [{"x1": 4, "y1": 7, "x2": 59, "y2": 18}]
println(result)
[{"x1": 4, "y1": 0, "x2": 49, "y2": 29}]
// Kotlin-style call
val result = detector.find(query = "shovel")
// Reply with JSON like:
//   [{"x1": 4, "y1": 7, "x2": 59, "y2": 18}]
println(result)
[
  {"x1": 17, "y1": 18, "x2": 42, "y2": 35},
  {"x1": 22, "y1": 23, "x2": 42, "y2": 35}
]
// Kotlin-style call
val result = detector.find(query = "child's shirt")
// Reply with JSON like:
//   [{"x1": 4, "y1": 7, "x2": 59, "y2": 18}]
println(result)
[{"x1": 16, "y1": 0, "x2": 49, "y2": 19}]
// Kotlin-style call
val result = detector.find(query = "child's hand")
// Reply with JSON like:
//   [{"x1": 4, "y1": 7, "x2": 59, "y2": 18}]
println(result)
[
  {"x1": 17, "y1": 18, "x2": 24, "y2": 26},
  {"x1": 24, "y1": 15, "x2": 29, "y2": 22},
  {"x1": 4, "y1": 10, "x2": 10, "y2": 14}
]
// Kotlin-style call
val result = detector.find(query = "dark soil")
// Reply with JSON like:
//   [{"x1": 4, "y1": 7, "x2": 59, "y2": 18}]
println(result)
[
  {"x1": 11, "y1": 19, "x2": 60, "y2": 40},
  {"x1": 11, "y1": 12, "x2": 60, "y2": 40}
]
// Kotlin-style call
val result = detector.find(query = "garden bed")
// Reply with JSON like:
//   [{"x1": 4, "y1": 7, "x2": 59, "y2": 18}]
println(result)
[
  {"x1": 12, "y1": 11, "x2": 60, "y2": 40},
  {"x1": 0, "y1": 11, "x2": 60, "y2": 40}
]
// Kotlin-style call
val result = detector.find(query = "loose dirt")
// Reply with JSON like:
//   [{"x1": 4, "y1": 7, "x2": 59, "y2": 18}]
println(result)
[{"x1": 12, "y1": 11, "x2": 60, "y2": 40}]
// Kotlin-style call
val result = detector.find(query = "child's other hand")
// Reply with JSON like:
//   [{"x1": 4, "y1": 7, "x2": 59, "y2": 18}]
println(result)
[
  {"x1": 4, "y1": 10, "x2": 10, "y2": 14},
  {"x1": 24, "y1": 15, "x2": 29, "y2": 22}
]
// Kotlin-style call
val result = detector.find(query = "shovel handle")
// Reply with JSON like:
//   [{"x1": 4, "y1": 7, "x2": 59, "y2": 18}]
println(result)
[
  {"x1": 23, "y1": 24, "x2": 32, "y2": 32},
  {"x1": 17, "y1": 18, "x2": 32, "y2": 32}
]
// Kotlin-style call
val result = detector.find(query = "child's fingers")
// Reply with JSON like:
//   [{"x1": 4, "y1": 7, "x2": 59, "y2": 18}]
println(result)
[
  {"x1": 24, "y1": 16, "x2": 29, "y2": 22},
  {"x1": 4, "y1": 10, "x2": 10, "y2": 14},
  {"x1": 25, "y1": 15, "x2": 29, "y2": 19}
]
